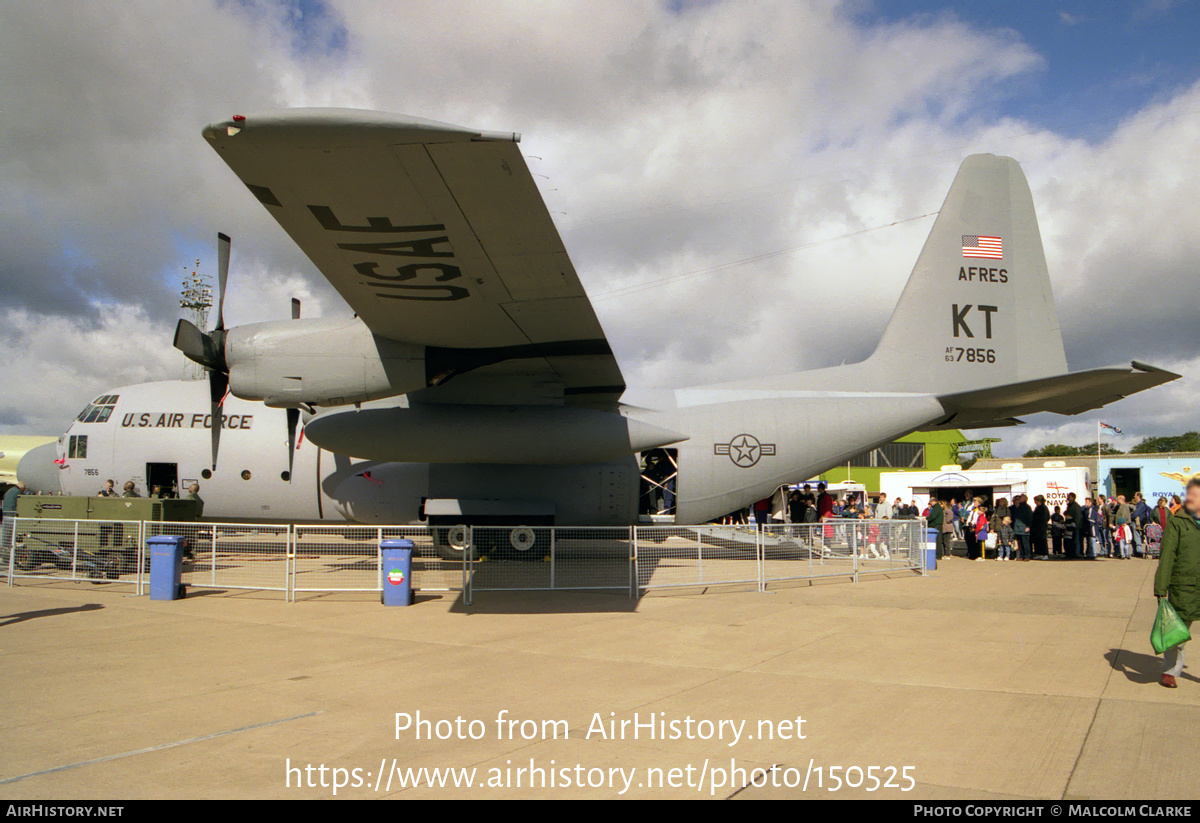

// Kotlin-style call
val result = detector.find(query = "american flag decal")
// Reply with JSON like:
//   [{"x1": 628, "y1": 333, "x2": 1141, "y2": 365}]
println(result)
[{"x1": 962, "y1": 235, "x2": 1003, "y2": 259}]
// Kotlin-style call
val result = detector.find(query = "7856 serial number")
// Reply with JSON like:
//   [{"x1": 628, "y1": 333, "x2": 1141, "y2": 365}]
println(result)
[{"x1": 945, "y1": 347, "x2": 995, "y2": 363}]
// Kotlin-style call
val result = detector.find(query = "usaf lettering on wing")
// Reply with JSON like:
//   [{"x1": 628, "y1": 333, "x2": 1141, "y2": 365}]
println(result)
[{"x1": 309, "y1": 204, "x2": 469, "y2": 302}]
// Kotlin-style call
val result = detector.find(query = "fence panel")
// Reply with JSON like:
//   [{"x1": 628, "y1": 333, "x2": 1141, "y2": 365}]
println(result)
[
  {"x1": 3, "y1": 516, "x2": 12, "y2": 583},
  {"x1": 635, "y1": 525, "x2": 760, "y2": 592},
  {"x1": 762, "y1": 519, "x2": 924, "y2": 587},
  {"x1": 547, "y1": 527, "x2": 634, "y2": 591},
  {"x1": 386, "y1": 526, "x2": 466, "y2": 593},
  {"x1": 290, "y1": 525, "x2": 464, "y2": 598},
  {"x1": 145, "y1": 521, "x2": 290, "y2": 595},
  {"x1": 467, "y1": 527, "x2": 634, "y2": 594},
  {"x1": 292, "y1": 525, "x2": 380, "y2": 595},
  {"x1": 7, "y1": 517, "x2": 143, "y2": 593}
]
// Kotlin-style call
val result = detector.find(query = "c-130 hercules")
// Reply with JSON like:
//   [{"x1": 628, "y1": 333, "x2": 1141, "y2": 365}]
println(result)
[{"x1": 20, "y1": 109, "x2": 1178, "y2": 558}]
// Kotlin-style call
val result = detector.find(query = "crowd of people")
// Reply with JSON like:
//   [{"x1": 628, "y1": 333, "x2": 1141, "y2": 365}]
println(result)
[
  {"x1": 733, "y1": 482, "x2": 1184, "y2": 567},
  {"x1": 926, "y1": 490, "x2": 1181, "y2": 562},
  {"x1": 96, "y1": 478, "x2": 202, "y2": 507},
  {"x1": 727, "y1": 483, "x2": 926, "y2": 526},
  {"x1": 730, "y1": 478, "x2": 1199, "y2": 691}
]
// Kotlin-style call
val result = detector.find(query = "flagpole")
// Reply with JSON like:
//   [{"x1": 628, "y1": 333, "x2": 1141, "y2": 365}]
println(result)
[{"x1": 1097, "y1": 419, "x2": 1101, "y2": 497}]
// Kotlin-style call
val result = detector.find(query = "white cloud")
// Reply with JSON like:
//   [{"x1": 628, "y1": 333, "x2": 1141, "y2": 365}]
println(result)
[{"x1": 0, "y1": 304, "x2": 179, "y2": 432}]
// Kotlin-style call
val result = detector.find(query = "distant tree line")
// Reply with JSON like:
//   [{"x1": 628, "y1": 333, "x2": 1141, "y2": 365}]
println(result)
[{"x1": 1022, "y1": 432, "x2": 1200, "y2": 458}]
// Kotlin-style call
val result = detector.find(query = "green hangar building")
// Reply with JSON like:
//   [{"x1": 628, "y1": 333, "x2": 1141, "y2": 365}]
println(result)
[{"x1": 815, "y1": 429, "x2": 970, "y2": 495}]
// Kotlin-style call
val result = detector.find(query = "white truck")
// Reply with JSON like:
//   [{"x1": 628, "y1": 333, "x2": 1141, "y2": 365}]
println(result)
[{"x1": 879, "y1": 463, "x2": 1091, "y2": 512}]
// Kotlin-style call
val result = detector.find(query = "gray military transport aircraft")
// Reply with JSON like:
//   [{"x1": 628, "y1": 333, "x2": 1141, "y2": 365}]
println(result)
[{"x1": 18, "y1": 109, "x2": 1179, "y2": 558}]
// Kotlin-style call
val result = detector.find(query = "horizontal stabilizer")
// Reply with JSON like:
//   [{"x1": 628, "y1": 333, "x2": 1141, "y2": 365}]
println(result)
[{"x1": 935, "y1": 361, "x2": 1180, "y2": 429}]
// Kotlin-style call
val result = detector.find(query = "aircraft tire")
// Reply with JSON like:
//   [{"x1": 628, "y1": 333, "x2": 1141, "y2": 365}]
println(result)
[
  {"x1": 433, "y1": 526, "x2": 476, "y2": 561},
  {"x1": 493, "y1": 527, "x2": 550, "y2": 562}
]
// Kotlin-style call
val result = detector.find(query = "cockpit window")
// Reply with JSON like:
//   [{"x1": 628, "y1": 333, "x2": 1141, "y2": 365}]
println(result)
[
  {"x1": 68, "y1": 434, "x2": 88, "y2": 459},
  {"x1": 76, "y1": 395, "x2": 119, "y2": 423}
]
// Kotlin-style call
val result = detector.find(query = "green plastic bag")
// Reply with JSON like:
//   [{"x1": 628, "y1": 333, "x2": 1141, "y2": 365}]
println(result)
[{"x1": 1151, "y1": 598, "x2": 1192, "y2": 655}]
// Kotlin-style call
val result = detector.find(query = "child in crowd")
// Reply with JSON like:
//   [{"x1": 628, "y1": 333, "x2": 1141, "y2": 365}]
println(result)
[
  {"x1": 997, "y1": 515, "x2": 1015, "y2": 562},
  {"x1": 1114, "y1": 521, "x2": 1133, "y2": 559},
  {"x1": 863, "y1": 514, "x2": 889, "y2": 560}
]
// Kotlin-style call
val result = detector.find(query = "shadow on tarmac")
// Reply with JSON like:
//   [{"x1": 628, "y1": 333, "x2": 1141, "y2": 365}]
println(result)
[
  {"x1": 0, "y1": 603, "x2": 104, "y2": 626},
  {"x1": 1106, "y1": 647, "x2": 1197, "y2": 684},
  {"x1": 450, "y1": 590, "x2": 639, "y2": 615}
]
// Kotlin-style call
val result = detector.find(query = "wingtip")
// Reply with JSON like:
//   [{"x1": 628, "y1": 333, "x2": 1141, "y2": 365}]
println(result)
[{"x1": 1131, "y1": 360, "x2": 1182, "y2": 380}]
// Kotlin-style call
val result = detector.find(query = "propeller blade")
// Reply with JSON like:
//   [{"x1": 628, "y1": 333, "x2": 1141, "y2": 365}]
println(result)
[
  {"x1": 173, "y1": 319, "x2": 218, "y2": 369},
  {"x1": 209, "y1": 370, "x2": 229, "y2": 471},
  {"x1": 216, "y1": 232, "x2": 231, "y2": 331},
  {"x1": 291, "y1": 298, "x2": 301, "y2": 320},
  {"x1": 286, "y1": 407, "x2": 300, "y2": 480}
]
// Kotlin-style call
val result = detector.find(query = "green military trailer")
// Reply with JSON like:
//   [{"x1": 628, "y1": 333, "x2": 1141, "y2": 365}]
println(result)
[{"x1": 12, "y1": 496, "x2": 201, "y2": 577}]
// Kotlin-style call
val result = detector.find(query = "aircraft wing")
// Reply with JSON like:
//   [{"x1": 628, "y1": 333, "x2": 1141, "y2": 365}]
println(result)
[
  {"x1": 933, "y1": 361, "x2": 1180, "y2": 429},
  {"x1": 202, "y1": 109, "x2": 624, "y2": 405}
]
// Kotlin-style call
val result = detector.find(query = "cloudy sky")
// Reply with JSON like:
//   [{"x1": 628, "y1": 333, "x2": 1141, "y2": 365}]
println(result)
[{"x1": 1, "y1": 0, "x2": 1197, "y2": 457}]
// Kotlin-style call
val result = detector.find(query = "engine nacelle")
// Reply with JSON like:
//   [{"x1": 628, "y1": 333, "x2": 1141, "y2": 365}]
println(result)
[
  {"x1": 305, "y1": 404, "x2": 688, "y2": 464},
  {"x1": 224, "y1": 317, "x2": 425, "y2": 407}
]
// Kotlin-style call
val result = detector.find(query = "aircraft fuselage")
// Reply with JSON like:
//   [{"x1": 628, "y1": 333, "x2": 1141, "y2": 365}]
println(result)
[{"x1": 41, "y1": 379, "x2": 945, "y2": 525}]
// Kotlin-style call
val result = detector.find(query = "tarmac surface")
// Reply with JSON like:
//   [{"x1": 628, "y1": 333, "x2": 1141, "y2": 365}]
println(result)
[{"x1": 0, "y1": 553, "x2": 1195, "y2": 800}]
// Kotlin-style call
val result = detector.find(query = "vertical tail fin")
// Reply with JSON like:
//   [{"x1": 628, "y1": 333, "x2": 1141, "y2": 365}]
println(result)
[{"x1": 869, "y1": 154, "x2": 1068, "y2": 393}]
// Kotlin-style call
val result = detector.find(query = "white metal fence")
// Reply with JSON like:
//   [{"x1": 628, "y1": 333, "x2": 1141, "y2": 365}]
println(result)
[
  {"x1": 6, "y1": 518, "x2": 146, "y2": 594},
  {"x1": 760, "y1": 520, "x2": 925, "y2": 587},
  {"x1": 466, "y1": 527, "x2": 637, "y2": 600},
  {"x1": 4, "y1": 518, "x2": 928, "y2": 603},
  {"x1": 143, "y1": 521, "x2": 292, "y2": 595}
]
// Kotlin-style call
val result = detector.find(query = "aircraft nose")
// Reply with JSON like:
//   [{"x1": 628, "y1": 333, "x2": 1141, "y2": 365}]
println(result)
[{"x1": 17, "y1": 441, "x2": 61, "y2": 494}]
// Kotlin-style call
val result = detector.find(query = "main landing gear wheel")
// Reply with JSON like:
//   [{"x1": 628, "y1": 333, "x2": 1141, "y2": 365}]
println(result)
[
  {"x1": 433, "y1": 526, "x2": 476, "y2": 561},
  {"x1": 485, "y1": 527, "x2": 550, "y2": 561}
]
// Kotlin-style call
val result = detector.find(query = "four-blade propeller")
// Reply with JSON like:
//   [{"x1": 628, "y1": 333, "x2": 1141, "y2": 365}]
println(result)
[
  {"x1": 172, "y1": 233, "x2": 302, "y2": 477},
  {"x1": 173, "y1": 233, "x2": 231, "y2": 472}
]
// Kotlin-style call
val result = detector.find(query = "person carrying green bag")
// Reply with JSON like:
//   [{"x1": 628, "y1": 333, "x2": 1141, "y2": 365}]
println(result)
[{"x1": 1153, "y1": 477, "x2": 1200, "y2": 688}]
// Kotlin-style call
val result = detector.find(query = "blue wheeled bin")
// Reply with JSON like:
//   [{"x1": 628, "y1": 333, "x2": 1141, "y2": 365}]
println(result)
[
  {"x1": 148, "y1": 535, "x2": 187, "y2": 600},
  {"x1": 924, "y1": 528, "x2": 938, "y2": 572},
  {"x1": 381, "y1": 539, "x2": 414, "y2": 606}
]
